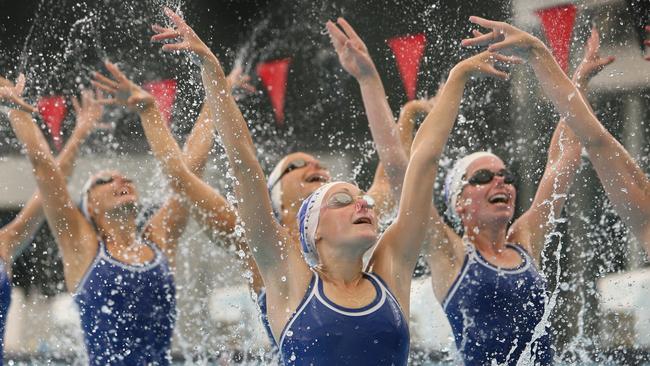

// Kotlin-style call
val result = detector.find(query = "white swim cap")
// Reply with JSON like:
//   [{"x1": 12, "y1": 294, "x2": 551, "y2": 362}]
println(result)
[
  {"x1": 443, "y1": 151, "x2": 498, "y2": 225},
  {"x1": 297, "y1": 182, "x2": 339, "y2": 268},
  {"x1": 267, "y1": 156, "x2": 289, "y2": 221}
]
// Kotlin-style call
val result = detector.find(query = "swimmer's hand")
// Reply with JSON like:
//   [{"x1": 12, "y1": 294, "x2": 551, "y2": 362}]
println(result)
[
  {"x1": 71, "y1": 89, "x2": 111, "y2": 133},
  {"x1": 454, "y1": 51, "x2": 522, "y2": 81},
  {"x1": 152, "y1": 7, "x2": 216, "y2": 64},
  {"x1": 0, "y1": 74, "x2": 37, "y2": 114},
  {"x1": 461, "y1": 16, "x2": 544, "y2": 58},
  {"x1": 91, "y1": 61, "x2": 155, "y2": 113},
  {"x1": 226, "y1": 65, "x2": 257, "y2": 95},
  {"x1": 326, "y1": 17, "x2": 378, "y2": 82},
  {"x1": 572, "y1": 27, "x2": 615, "y2": 90}
]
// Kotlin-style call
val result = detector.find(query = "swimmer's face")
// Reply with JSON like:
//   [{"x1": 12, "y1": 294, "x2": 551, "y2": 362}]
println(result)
[
  {"x1": 456, "y1": 156, "x2": 516, "y2": 228},
  {"x1": 86, "y1": 170, "x2": 139, "y2": 221},
  {"x1": 279, "y1": 152, "x2": 331, "y2": 215},
  {"x1": 316, "y1": 182, "x2": 378, "y2": 256}
]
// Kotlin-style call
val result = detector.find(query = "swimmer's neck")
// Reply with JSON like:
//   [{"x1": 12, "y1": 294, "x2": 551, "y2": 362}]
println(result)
[
  {"x1": 97, "y1": 215, "x2": 138, "y2": 248},
  {"x1": 465, "y1": 223, "x2": 508, "y2": 254},
  {"x1": 317, "y1": 242, "x2": 367, "y2": 286},
  {"x1": 319, "y1": 259, "x2": 366, "y2": 287}
]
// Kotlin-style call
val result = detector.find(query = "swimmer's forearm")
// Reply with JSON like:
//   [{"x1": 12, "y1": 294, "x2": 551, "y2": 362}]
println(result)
[
  {"x1": 413, "y1": 67, "x2": 467, "y2": 162},
  {"x1": 7, "y1": 109, "x2": 57, "y2": 169},
  {"x1": 358, "y1": 76, "x2": 408, "y2": 197},
  {"x1": 0, "y1": 191, "x2": 44, "y2": 261},
  {"x1": 201, "y1": 60, "x2": 257, "y2": 166},
  {"x1": 1, "y1": 110, "x2": 91, "y2": 258},
  {"x1": 6, "y1": 108, "x2": 82, "y2": 241},
  {"x1": 138, "y1": 105, "x2": 191, "y2": 185},
  {"x1": 528, "y1": 41, "x2": 610, "y2": 149},
  {"x1": 200, "y1": 56, "x2": 282, "y2": 260},
  {"x1": 56, "y1": 118, "x2": 93, "y2": 178},
  {"x1": 182, "y1": 100, "x2": 215, "y2": 177}
]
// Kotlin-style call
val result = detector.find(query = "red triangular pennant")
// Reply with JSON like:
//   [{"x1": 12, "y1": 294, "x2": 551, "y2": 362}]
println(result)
[
  {"x1": 143, "y1": 79, "x2": 177, "y2": 126},
  {"x1": 256, "y1": 58, "x2": 291, "y2": 125},
  {"x1": 37, "y1": 96, "x2": 67, "y2": 151},
  {"x1": 387, "y1": 33, "x2": 427, "y2": 100},
  {"x1": 536, "y1": 5, "x2": 578, "y2": 72}
]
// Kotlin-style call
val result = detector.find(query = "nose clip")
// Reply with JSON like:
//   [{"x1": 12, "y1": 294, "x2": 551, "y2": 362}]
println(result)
[{"x1": 357, "y1": 194, "x2": 375, "y2": 209}]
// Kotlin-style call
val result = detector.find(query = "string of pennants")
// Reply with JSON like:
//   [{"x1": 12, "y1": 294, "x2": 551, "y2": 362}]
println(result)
[{"x1": 37, "y1": 4, "x2": 580, "y2": 145}]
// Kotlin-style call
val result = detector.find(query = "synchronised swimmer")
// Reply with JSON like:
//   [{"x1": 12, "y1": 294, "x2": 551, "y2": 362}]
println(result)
[{"x1": 0, "y1": 6, "x2": 648, "y2": 366}]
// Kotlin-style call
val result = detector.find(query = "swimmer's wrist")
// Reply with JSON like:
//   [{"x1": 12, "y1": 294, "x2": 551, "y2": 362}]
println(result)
[
  {"x1": 356, "y1": 67, "x2": 381, "y2": 85},
  {"x1": 528, "y1": 38, "x2": 549, "y2": 60},
  {"x1": 449, "y1": 63, "x2": 471, "y2": 82},
  {"x1": 357, "y1": 70, "x2": 381, "y2": 87}
]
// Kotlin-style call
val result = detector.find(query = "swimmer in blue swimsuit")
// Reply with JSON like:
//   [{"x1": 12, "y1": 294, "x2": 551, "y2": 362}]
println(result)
[
  {"x1": 5, "y1": 67, "x2": 217, "y2": 364},
  {"x1": 412, "y1": 20, "x2": 612, "y2": 366},
  {"x1": 153, "y1": 10, "x2": 493, "y2": 364},
  {"x1": 0, "y1": 83, "x2": 108, "y2": 365},
  {"x1": 148, "y1": 9, "x2": 419, "y2": 357},
  {"x1": 468, "y1": 23, "x2": 650, "y2": 256}
]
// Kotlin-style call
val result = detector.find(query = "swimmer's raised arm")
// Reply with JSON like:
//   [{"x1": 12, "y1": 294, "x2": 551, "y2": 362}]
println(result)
[
  {"x1": 367, "y1": 95, "x2": 436, "y2": 218},
  {"x1": 326, "y1": 18, "x2": 408, "y2": 200},
  {"x1": 154, "y1": 8, "x2": 308, "y2": 294},
  {"x1": 143, "y1": 67, "x2": 254, "y2": 258},
  {"x1": 2, "y1": 75, "x2": 97, "y2": 287},
  {"x1": 0, "y1": 88, "x2": 103, "y2": 262},
  {"x1": 463, "y1": 17, "x2": 650, "y2": 248},
  {"x1": 140, "y1": 99, "x2": 214, "y2": 265},
  {"x1": 371, "y1": 51, "x2": 519, "y2": 311},
  {"x1": 92, "y1": 62, "x2": 237, "y2": 261},
  {"x1": 509, "y1": 27, "x2": 614, "y2": 263}
]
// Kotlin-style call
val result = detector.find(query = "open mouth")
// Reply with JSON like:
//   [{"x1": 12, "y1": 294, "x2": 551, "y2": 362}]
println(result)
[
  {"x1": 353, "y1": 217, "x2": 372, "y2": 225},
  {"x1": 488, "y1": 193, "x2": 509, "y2": 204},
  {"x1": 305, "y1": 173, "x2": 328, "y2": 183}
]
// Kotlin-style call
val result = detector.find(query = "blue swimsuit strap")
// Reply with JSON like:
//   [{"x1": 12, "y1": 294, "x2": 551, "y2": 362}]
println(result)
[
  {"x1": 442, "y1": 240, "x2": 532, "y2": 309},
  {"x1": 314, "y1": 272, "x2": 386, "y2": 315},
  {"x1": 279, "y1": 273, "x2": 318, "y2": 348},
  {"x1": 99, "y1": 238, "x2": 165, "y2": 270}
]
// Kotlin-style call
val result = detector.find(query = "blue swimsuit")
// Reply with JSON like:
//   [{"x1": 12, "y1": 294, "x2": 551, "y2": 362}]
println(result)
[
  {"x1": 0, "y1": 260, "x2": 11, "y2": 366},
  {"x1": 258, "y1": 289, "x2": 278, "y2": 347},
  {"x1": 280, "y1": 271, "x2": 409, "y2": 365},
  {"x1": 74, "y1": 240, "x2": 176, "y2": 365},
  {"x1": 443, "y1": 242, "x2": 553, "y2": 365}
]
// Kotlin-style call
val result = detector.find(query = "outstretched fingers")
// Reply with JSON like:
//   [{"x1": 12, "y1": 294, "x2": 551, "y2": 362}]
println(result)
[
  {"x1": 462, "y1": 29, "x2": 498, "y2": 47},
  {"x1": 163, "y1": 7, "x2": 185, "y2": 27},
  {"x1": 151, "y1": 24, "x2": 180, "y2": 42},
  {"x1": 92, "y1": 72, "x2": 119, "y2": 89},
  {"x1": 487, "y1": 66, "x2": 509, "y2": 80},
  {"x1": 104, "y1": 62, "x2": 130, "y2": 84},
  {"x1": 15, "y1": 74, "x2": 26, "y2": 94},
  {"x1": 161, "y1": 41, "x2": 190, "y2": 53},
  {"x1": 587, "y1": 27, "x2": 600, "y2": 52},
  {"x1": 336, "y1": 18, "x2": 361, "y2": 42},
  {"x1": 468, "y1": 16, "x2": 500, "y2": 31},
  {"x1": 326, "y1": 20, "x2": 348, "y2": 52},
  {"x1": 492, "y1": 53, "x2": 524, "y2": 65},
  {"x1": 71, "y1": 95, "x2": 81, "y2": 114},
  {"x1": 91, "y1": 73, "x2": 119, "y2": 96}
]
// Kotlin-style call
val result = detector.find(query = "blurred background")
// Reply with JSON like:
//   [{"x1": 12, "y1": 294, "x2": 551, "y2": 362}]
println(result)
[{"x1": 0, "y1": 0, "x2": 649, "y2": 364}]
